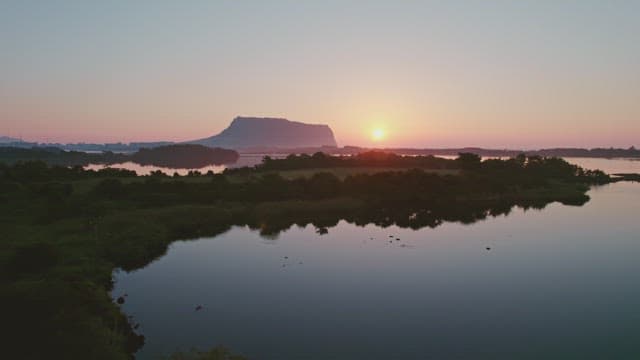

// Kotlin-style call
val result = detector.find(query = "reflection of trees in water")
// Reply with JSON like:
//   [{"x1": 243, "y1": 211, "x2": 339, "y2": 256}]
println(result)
[
  {"x1": 0, "y1": 155, "x2": 608, "y2": 359},
  {"x1": 248, "y1": 197, "x2": 588, "y2": 238}
]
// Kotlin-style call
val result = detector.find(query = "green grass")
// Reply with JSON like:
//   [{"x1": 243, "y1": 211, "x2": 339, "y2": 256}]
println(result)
[
  {"x1": 70, "y1": 177, "x2": 146, "y2": 194},
  {"x1": 274, "y1": 167, "x2": 459, "y2": 179},
  {"x1": 226, "y1": 167, "x2": 459, "y2": 182}
]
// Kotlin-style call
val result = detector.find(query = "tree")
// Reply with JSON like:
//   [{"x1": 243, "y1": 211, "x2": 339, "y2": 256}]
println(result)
[{"x1": 455, "y1": 153, "x2": 481, "y2": 170}]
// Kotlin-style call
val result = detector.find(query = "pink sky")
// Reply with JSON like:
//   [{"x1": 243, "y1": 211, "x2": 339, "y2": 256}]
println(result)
[{"x1": 2, "y1": 1, "x2": 638, "y2": 149}]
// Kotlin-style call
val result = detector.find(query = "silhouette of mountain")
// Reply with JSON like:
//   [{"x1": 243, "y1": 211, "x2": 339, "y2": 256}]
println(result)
[
  {"x1": 0, "y1": 136, "x2": 21, "y2": 143},
  {"x1": 190, "y1": 117, "x2": 337, "y2": 149}
]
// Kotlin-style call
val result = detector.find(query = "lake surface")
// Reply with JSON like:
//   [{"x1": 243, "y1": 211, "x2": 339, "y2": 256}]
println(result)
[
  {"x1": 114, "y1": 176, "x2": 640, "y2": 359},
  {"x1": 565, "y1": 157, "x2": 640, "y2": 174},
  {"x1": 85, "y1": 161, "x2": 228, "y2": 176},
  {"x1": 90, "y1": 156, "x2": 640, "y2": 176},
  {"x1": 85, "y1": 154, "x2": 285, "y2": 175}
]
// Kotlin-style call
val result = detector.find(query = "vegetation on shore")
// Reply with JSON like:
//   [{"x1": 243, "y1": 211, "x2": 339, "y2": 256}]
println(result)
[
  {"x1": 612, "y1": 173, "x2": 640, "y2": 182},
  {"x1": 0, "y1": 152, "x2": 614, "y2": 359},
  {"x1": 0, "y1": 144, "x2": 239, "y2": 167}
]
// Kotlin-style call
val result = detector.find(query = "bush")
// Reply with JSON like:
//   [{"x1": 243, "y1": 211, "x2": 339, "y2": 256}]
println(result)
[
  {"x1": 6, "y1": 242, "x2": 59, "y2": 275},
  {"x1": 92, "y1": 179, "x2": 126, "y2": 199}
]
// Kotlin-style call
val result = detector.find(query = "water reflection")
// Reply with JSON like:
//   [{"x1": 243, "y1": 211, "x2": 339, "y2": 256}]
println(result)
[
  {"x1": 114, "y1": 183, "x2": 640, "y2": 359},
  {"x1": 564, "y1": 157, "x2": 640, "y2": 174},
  {"x1": 249, "y1": 196, "x2": 587, "y2": 238},
  {"x1": 86, "y1": 156, "x2": 640, "y2": 177},
  {"x1": 85, "y1": 161, "x2": 227, "y2": 176},
  {"x1": 84, "y1": 154, "x2": 285, "y2": 175}
]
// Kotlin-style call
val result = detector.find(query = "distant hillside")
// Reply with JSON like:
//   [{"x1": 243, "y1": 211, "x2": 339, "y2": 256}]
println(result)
[
  {"x1": 190, "y1": 117, "x2": 338, "y2": 149},
  {"x1": 0, "y1": 145, "x2": 239, "y2": 168},
  {"x1": 0, "y1": 136, "x2": 21, "y2": 143}
]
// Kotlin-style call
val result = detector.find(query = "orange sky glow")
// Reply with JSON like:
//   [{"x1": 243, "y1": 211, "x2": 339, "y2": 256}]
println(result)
[{"x1": 1, "y1": 1, "x2": 638, "y2": 148}]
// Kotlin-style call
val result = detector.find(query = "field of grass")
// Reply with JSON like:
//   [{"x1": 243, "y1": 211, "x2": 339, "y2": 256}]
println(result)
[
  {"x1": 226, "y1": 167, "x2": 459, "y2": 182},
  {"x1": 274, "y1": 167, "x2": 460, "y2": 180}
]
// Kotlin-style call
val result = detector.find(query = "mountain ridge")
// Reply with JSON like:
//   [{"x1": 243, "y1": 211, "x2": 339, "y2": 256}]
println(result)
[
  {"x1": 0, "y1": 136, "x2": 21, "y2": 143},
  {"x1": 189, "y1": 116, "x2": 338, "y2": 149}
]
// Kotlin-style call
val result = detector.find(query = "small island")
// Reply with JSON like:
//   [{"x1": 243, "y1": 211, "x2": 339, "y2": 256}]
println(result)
[
  {"x1": 128, "y1": 144, "x2": 239, "y2": 168},
  {"x1": 0, "y1": 144, "x2": 239, "y2": 168}
]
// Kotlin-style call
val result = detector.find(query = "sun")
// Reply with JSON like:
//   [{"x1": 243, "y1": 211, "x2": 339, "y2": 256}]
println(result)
[{"x1": 371, "y1": 128, "x2": 385, "y2": 141}]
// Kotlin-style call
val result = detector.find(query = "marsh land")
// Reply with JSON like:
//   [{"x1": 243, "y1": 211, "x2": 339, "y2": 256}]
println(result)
[{"x1": 0, "y1": 152, "x2": 629, "y2": 359}]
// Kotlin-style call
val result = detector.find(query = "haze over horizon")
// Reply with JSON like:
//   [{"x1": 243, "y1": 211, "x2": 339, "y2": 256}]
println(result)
[{"x1": 1, "y1": 1, "x2": 638, "y2": 148}]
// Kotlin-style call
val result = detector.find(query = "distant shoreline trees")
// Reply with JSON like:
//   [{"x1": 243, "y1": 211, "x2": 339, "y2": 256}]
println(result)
[{"x1": 0, "y1": 144, "x2": 239, "y2": 168}]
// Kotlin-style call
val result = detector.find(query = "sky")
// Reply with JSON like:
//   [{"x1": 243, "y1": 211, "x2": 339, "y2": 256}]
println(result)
[{"x1": 1, "y1": 0, "x2": 638, "y2": 148}]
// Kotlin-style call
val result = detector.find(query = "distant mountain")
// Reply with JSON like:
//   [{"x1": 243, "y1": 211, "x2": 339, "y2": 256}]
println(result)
[
  {"x1": 190, "y1": 117, "x2": 337, "y2": 149},
  {"x1": 0, "y1": 136, "x2": 21, "y2": 143}
]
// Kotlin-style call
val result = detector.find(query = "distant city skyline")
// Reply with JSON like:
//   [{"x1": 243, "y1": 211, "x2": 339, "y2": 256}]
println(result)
[{"x1": 1, "y1": 1, "x2": 638, "y2": 148}]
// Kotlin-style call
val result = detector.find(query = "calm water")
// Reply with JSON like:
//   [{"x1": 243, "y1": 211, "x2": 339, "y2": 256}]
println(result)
[
  {"x1": 90, "y1": 156, "x2": 640, "y2": 176},
  {"x1": 113, "y1": 160, "x2": 640, "y2": 359},
  {"x1": 85, "y1": 161, "x2": 227, "y2": 176},
  {"x1": 85, "y1": 154, "x2": 284, "y2": 175},
  {"x1": 564, "y1": 157, "x2": 640, "y2": 174}
]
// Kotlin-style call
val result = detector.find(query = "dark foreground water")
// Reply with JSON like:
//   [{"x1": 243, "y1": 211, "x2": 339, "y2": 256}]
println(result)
[
  {"x1": 113, "y1": 178, "x2": 640, "y2": 360},
  {"x1": 114, "y1": 183, "x2": 640, "y2": 359}
]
